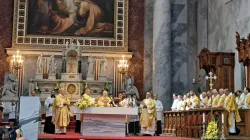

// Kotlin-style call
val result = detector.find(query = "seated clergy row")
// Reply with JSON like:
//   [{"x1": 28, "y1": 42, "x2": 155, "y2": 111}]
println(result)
[
  {"x1": 43, "y1": 88, "x2": 164, "y2": 136},
  {"x1": 171, "y1": 88, "x2": 250, "y2": 111},
  {"x1": 171, "y1": 88, "x2": 250, "y2": 135}
]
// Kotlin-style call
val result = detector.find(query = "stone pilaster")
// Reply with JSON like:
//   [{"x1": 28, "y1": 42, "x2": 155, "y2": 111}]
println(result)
[{"x1": 152, "y1": 0, "x2": 172, "y2": 109}]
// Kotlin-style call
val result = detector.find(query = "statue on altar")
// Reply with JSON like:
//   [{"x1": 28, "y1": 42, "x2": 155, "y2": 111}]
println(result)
[
  {"x1": 87, "y1": 55, "x2": 94, "y2": 80},
  {"x1": 37, "y1": 54, "x2": 45, "y2": 74},
  {"x1": 48, "y1": 55, "x2": 57, "y2": 79},
  {"x1": 99, "y1": 56, "x2": 107, "y2": 77},
  {"x1": 48, "y1": 55, "x2": 56, "y2": 74},
  {"x1": 0, "y1": 72, "x2": 18, "y2": 97},
  {"x1": 62, "y1": 56, "x2": 67, "y2": 73},
  {"x1": 124, "y1": 77, "x2": 140, "y2": 99}
]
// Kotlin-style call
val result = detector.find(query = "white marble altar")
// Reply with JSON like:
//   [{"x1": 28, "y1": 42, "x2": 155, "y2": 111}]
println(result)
[{"x1": 71, "y1": 107, "x2": 138, "y2": 137}]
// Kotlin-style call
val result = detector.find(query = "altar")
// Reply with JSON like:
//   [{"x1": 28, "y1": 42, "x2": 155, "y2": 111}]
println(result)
[{"x1": 71, "y1": 107, "x2": 138, "y2": 137}]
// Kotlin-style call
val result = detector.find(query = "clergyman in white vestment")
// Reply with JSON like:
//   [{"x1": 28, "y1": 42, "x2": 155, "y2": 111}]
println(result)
[{"x1": 154, "y1": 94, "x2": 163, "y2": 136}]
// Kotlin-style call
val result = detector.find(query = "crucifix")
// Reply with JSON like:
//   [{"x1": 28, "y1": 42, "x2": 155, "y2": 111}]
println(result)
[
  {"x1": 206, "y1": 71, "x2": 217, "y2": 90},
  {"x1": 205, "y1": 71, "x2": 217, "y2": 117}
]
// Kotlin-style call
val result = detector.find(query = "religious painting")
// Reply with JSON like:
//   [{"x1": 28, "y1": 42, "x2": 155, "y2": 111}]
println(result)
[
  {"x1": 12, "y1": 0, "x2": 128, "y2": 51},
  {"x1": 27, "y1": 0, "x2": 114, "y2": 38}
]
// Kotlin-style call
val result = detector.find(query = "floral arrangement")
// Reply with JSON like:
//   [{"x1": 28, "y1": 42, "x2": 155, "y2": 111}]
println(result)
[
  {"x1": 204, "y1": 119, "x2": 219, "y2": 140},
  {"x1": 74, "y1": 92, "x2": 94, "y2": 110},
  {"x1": 74, "y1": 99, "x2": 92, "y2": 110}
]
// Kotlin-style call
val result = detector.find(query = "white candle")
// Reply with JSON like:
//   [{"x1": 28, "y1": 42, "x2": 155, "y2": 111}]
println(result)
[
  {"x1": 222, "y1": 113, "x2": 224, "y2": 123},
  {"x1": 193, "y1": 79, "x2": 196, "y2": 83},
  {"x1": 203, "y1": 113, "x2": 205, "y2": 123}
]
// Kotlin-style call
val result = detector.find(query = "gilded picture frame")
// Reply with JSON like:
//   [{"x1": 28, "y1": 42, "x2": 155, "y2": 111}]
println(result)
[{"x1": 12, "y1": 0, "x2": 128, "y2": 52}]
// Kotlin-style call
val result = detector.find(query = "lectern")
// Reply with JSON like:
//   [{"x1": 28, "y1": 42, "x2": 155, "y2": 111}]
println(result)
[{"x1": 198, "y1": 48, "x2": 235, "y2": 91}]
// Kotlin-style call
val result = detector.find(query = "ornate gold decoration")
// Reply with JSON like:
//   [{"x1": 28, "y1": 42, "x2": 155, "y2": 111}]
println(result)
[
  {"x1": 68, "y1": 75, "x2": 75, "y2": 79},
  {"x1": 12, "y1": 0, "x2": 129, "y2": 52},
  {"x1": 67, "y1": 84, "x2": 76, "y2": 94}
]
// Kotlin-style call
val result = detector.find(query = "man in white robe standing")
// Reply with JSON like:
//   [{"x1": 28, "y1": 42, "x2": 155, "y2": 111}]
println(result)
[
  {"x1": 153, "y1": 94, "x2": 163, "y2": 136},
  {"x1": 237, "y1": 89, "x2": 246, "y2": 109},
  {"x1": 243, "y1": 88, "x2": 250, "y2": 109},
  {"x1": 171, "y1": 93, "x2": 179, "y2": 111}
]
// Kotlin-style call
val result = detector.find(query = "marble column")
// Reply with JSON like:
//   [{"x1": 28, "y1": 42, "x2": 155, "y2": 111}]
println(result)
[
  {"x1": 152, "y1": 0, "x2": 171, "y2": 109},
  {"x1": 197, "y1": 0, "x2": 207, "y2": 90},
  {"x1": 187, "y1": 0, "x2": 198, "y2": 92},
  {"x1": 144, "y1": 0, "x2": 154, "y2": 93},
  {"x1": 197, "y1": 0, "x2": 207, "y2": 53}
]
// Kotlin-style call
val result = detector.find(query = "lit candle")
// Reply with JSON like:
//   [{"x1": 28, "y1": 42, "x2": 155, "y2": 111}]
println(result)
[
  {"x1": 203, "y1": 113, "x2": 205, "y2": 123},
  {"x1": 222, "y1": 113, "x2": 224, "y2": 123}
]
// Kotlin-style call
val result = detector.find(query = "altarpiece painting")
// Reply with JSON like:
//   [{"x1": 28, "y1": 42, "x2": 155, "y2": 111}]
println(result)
[{"x1": 12, "y1": 0, "x2": 128, "y2": 51}]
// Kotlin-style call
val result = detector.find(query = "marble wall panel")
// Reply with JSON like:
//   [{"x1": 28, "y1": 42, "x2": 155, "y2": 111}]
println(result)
[
  {"x1": 0, "y1": 0, "x2": 13, "y2": 86},
  {"x1": 143, "y1": 0, "x2": 154, "y2": 93},
  {"x1": 128, "y1": 0, "x2": 145, "y2": 98},
  {"x1": 207, "y1": 0, "x2": 250, "y2": 91},
  {"x1": 22, "y1": 57, "x2": 37, "y2": 96}
]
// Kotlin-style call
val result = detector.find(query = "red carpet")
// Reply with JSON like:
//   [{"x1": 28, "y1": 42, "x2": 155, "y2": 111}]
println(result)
[{"x1": 38, "y1": 132, "x2": 195, "y2": 140}]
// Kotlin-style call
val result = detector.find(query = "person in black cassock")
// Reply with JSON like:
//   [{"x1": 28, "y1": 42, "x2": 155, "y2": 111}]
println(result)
[
  {"x1": 8, "y1": 122, "x2": 18, "y2": 140},
  {"x1": 43, "y1": 93, "x2": 55, "y2": 134}
]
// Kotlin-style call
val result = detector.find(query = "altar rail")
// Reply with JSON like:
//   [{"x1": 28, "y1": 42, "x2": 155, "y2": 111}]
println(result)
[{"x1": 163, "y1": 109, "x2": 250, "y2": 138}]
